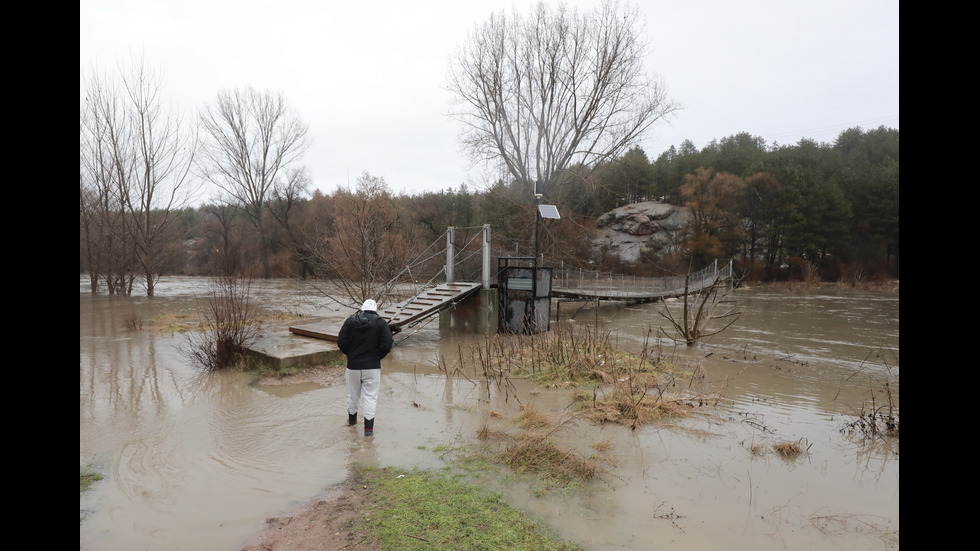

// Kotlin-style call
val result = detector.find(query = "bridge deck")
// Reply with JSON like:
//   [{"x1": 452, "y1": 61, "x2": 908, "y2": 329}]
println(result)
[
  {"x1": 552, "y1": 279, "x2": 723, "y2": 302},
  {"x1": 552, "y1": 286, "x2": 689, "y2": 301},
  {"x1": 288, "y1": 282, "x2": 483, "y2": 342}
]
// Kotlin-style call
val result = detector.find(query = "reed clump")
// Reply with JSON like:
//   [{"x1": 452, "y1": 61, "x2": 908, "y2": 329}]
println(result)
[
  {"x1": 571, "y1": 382, "x2": 695, "y2": 430},
  {"x1": 467, "y1": 323, "x2": 706, "y2": 430},
  {"x1": 773, "y1": 440, "x2": 804, "y2": 457},
  {"x1": 499, "y1": 432, "x2": 600, "y2": 487},
  {"x1": 838, "y1": 350, "x2": 899, "y2": 442},
  {"x1": 472, "y1": 403, "x2": 606, "y2": 492}
]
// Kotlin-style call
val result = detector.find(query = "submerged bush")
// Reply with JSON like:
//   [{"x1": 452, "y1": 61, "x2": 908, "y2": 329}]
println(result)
[{"x1": 182, "y1": 274, "x2": 264, "y2": 370}]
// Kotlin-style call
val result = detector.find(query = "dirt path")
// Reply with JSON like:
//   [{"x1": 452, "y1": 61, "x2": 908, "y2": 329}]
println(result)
[{"x1": 239, "y1": 471, "x2": 380, "y2": 551}]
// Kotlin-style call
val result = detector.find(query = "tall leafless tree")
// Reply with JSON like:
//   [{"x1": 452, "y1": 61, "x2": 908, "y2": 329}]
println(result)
[
  {"x1": 447, "y1": 0, "x2": 679, "y2": 195},
  {"x1": 197, "y1": 87, "x2": 311, "y2": 278},
  {"x1": 121, "y1": 58, "x2": 199, "y2": 296},
  {"x1": 80, "y1": 55, "x2": 198, "y2": 296},
  {"x1": 81, "y1": 68, "x2": 135, "y2": 295}
]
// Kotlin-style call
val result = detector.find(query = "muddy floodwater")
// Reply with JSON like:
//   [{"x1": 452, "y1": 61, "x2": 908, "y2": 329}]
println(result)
[{"x1": 80, "y1": 277, "x2": 899, "y2": 551}]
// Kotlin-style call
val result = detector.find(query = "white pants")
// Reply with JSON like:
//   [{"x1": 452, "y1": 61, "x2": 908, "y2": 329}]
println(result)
[{"x1": 346, "y1": 368, "x2": 381, "y2": 420}]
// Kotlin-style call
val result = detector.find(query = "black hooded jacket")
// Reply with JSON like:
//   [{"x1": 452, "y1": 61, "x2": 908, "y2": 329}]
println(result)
[{"x1": 337, "y1": 310, "x2": 393, "y2": 370}]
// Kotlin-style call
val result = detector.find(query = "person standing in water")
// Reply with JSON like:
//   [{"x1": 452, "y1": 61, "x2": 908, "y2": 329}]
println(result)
[{"x1": 337, "y1": 299, "x2": 393, "y2": 436}]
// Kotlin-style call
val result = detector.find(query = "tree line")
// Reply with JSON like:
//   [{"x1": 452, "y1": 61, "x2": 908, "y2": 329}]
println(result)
[{"x1": 80, "y1": 1, "x2": 897, "y2": 299}]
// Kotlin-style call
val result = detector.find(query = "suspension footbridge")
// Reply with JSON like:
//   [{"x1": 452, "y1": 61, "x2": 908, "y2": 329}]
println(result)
[{"x1": 287, "y1": 225, "x2": 733, "y2": 342}]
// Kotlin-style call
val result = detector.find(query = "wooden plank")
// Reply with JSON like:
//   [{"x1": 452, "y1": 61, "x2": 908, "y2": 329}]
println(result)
[{"x1": 287, "y1": 321, "x2": 346, "y2": 342}]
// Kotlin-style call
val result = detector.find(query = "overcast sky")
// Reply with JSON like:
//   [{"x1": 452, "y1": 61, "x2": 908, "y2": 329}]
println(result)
[{"x1": 80, "y1": 0, "x2": 899, "y2": 199}]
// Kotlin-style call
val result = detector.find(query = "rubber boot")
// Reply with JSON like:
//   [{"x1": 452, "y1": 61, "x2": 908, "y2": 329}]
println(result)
[
  {"x1": 364, "y1": 418, "x2": 374, "y2": 436},
  {"x1": 347, "y1": 412, "x2": 357, "y2": 427}
]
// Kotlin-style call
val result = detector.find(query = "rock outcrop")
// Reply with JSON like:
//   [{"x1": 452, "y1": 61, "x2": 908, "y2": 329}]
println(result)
[{"x1": 592, "y1": 201, "x2": 690, "y2": 264}]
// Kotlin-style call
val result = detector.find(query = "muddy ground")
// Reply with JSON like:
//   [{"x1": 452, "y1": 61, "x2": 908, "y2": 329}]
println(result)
[{"x1": 238, "y1": 469, "x2": 380, "y2": 551}]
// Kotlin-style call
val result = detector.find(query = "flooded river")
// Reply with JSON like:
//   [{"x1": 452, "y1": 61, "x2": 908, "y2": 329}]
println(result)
[{"x1": 80, "y1": 277, "x2": 898, "y2": 550}]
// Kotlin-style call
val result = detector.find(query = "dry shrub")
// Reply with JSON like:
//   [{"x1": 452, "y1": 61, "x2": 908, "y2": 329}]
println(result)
[
  {"x1": 473, "y1": 322, "x2": 670, "y2": 388},
  {"x1": 463, "y1": 321, "x2": 715, "y2": 433},
  {"x1": 123, "y1": 312, "x2": 144, "y2": 332},
  {"x1": 182, "y1": 274, "x2": 264, "y2": 371},
  {"x1": 588, "y1": 369, "x2": 616, "y2": 385},
  {"x1": 839, "y1": 365, "x2": 899, "y2": 442},
  {"x1": 773, "y1": 440, "x2": 804, "y2": 457},
  {"x1": 472, "y1": 407, "x2": 608, "y2": 490},
  {"x1": 572, "y1": 375, "x2": 694, "y2": 429},
  {"x1": 476, "y1": 424, "x2": 509, "y2": 441},
  {"x1": 498, "y1": 433, "x2": 601, "y2": 487},
  {"x1": 590, "y1": 439, "x2": 614, "y2": 453},
  {"x1": 515, "y1": 403, "x2": 551, "y2": 430}
]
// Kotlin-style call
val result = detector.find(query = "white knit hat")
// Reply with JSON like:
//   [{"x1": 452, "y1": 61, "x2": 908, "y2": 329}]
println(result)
[{"x1": 361, "y1": 299, "x2": 378, "y2": 312}]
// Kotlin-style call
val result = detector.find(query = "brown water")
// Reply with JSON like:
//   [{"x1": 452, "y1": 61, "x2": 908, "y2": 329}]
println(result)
[{"x1": 79, "y1": 277, "x2": 899, "y2": 551}]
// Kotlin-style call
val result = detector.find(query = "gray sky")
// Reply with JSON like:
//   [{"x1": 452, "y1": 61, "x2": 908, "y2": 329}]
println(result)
[{"x1": 80, "y1": 0, "x2": 899, "y2": 199}]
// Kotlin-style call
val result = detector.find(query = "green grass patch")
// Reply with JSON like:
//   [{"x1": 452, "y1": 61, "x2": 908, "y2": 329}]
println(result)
[
  {"x1": 80, "y1": 464, "x2": 103, "y2": 493},
  {"x1": 356, "y1": 466, "x2": 583, "y2": 551}
]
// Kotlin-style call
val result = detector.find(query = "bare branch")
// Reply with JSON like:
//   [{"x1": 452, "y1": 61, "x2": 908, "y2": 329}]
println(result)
[{"x1": 658, "y1": 272, "x2": 740, "y2": 346}]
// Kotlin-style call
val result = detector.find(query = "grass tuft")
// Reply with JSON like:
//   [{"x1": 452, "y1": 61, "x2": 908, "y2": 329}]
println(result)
[
  {"x1": 80, "y1": 464, "x2": 103, "y2": 493},
  {"x1": 515, "y1": 403, "x2": 552, "y2": 430},
  {"x1": 497, "y1": 433, "x2": 601, "y2": 487},
  {"x1": 773, "y1": 439, "x2": 807, "y2": 458}
]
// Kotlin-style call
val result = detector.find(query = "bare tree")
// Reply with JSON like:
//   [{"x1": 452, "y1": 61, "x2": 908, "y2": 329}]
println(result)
[
  {"x1": 305, "y1": 173, "x2": 422, "y2": 307},
  {"x1": 79, "y1": 173, "x2": 111, "y2": 293},
  {"x1": 120, "y1": 56, "x2": 199, "y2": 296},
  {"x1": 267, "y1": 167, "x2": 314, "y2": 277},
  {"x1": 447, "y1": 0, "x2": 679, "y2": 193},
  {"x1": 80, "y1": 55, "x2": 197, "y2": 296},
  {"x1": 659, "y1": 272, "x2": 740, "y2": 347},
  {"x1": 197, "y1": 87, "x2": 311, "y2": 278},
  {"x1": 200, "y1": 202, "x2": 246, "y2": 275},
  {"x1": 81, "y1": 67, "x2": 136, "y2": 295}
]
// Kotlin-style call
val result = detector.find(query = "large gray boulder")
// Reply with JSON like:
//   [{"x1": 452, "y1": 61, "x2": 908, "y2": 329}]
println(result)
[{"x1": 592, "y1": 201, "x2": 690, "y2": 264}]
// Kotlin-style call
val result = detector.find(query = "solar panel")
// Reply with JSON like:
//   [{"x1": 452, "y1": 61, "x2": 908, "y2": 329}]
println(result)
[{"x1": 538, "y1": 204, "x2": 560, "y2": 219}]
